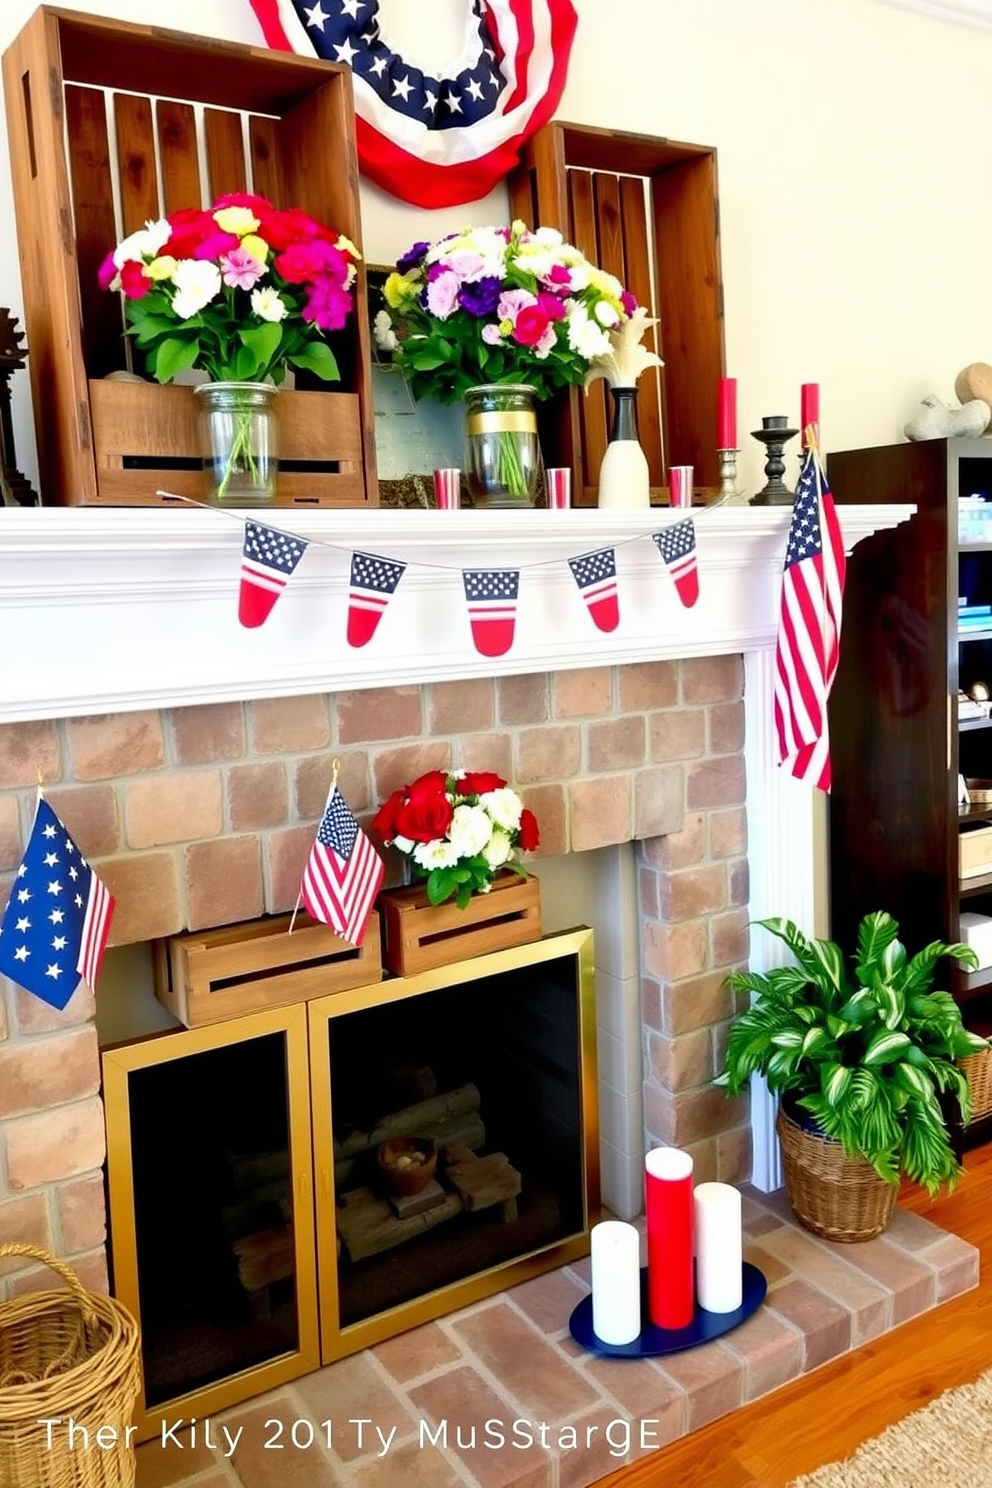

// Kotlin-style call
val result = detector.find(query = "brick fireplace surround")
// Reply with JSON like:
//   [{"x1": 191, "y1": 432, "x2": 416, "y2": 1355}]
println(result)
[{"x1": 4, "y1": 502, "x2": 957, "y2": 1488}]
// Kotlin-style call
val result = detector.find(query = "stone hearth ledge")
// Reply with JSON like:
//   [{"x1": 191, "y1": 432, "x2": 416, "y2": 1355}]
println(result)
[{"x1": 0, "y1": 504, "x2": 913, "y2": 726}]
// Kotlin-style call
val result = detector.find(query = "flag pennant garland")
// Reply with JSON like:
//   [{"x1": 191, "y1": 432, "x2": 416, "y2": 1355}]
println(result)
[
  {"x1": 653, "y1": 519, "x2": 700, "y2": 608},
  {"x1": 346, "y1": 551, "x2": 407, "y2": 647},
  {"x1": 301, "y1": 786, "x2": 385, "y2": 947},
  {"x1": 568, "y1": 547, "x2": 620, "y2": 632},
  {"x1": 0, "y1": 797, "x2": 115, "y2": 1009},
  {"x1": 462, "y1": 568, "x2": 520, "y2": 657},
  {"x1": 248, "y1": 0, "x2": 579, "y2": 210},
  {"x1": 773, "y1": 445, "x2": 847, "y2": 792},
  {"x1": 239, "y1": 520, "x2": 309, "y2": 628}
]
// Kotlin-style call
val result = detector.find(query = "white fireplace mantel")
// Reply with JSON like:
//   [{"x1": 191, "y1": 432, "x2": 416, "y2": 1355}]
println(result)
[
  {"x1": 0, "y1": 504, "x2": 912, "y2": 725},
  {"x1": 0, "y1": 499, "x2": 915, "y2": 1194}
]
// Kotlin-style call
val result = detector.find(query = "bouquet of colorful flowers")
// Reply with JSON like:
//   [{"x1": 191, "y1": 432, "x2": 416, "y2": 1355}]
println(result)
[
  {"x1": 373, "y1": 220, "x2": 636, "y2": 404},
  {"x1": 99, "y1": 192, "x2": 361, "y2": 387},
  {"x1": 371, "y1": 770, "x2": 540, "y2": 909}
]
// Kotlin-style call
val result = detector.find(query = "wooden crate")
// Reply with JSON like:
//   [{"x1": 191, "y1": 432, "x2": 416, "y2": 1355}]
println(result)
[
  {"x1": 2, "y1": 7, "x2": 378, "y2": 507},
  {"x1": 379, "y1": 872, "x2": 542, "y2": 978},
  {"x1": 508, "y1": 122, "x2": 725, "y2": 505},
  {"x1": 153, "y1": 911, "x2": 382, "y2": 1027}
]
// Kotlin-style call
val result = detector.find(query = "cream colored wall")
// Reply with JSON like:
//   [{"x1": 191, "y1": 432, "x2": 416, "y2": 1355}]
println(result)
[{"x1": 1, "y1": 0, "x2": 991, "y2": 495}]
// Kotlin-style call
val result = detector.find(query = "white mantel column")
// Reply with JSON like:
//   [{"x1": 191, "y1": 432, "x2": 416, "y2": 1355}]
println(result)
[{"x1": 743, "y1": 646, "x2": 822, "y2": 1191}]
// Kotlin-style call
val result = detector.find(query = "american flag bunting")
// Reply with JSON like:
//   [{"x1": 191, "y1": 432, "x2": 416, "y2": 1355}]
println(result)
[
  {"x1": 248, "y1": 0, "x2": 578, "y2": 210},
  {"x1": 347, "y1": 551, "x2": 407, "y2": 647},
  {"x1": 462, "y1": 568, "x2": 520, "y2": 657},
  {"x1": 301, "y1": 786, "x2": 384, "y2": 947},
  {"x1": 239, "y1": 519, "x2": 309, "y2": 628},
  {"x1": 653, "y1": 519, "x2": 700, "y2": 608},
  {"x1": 0, "y1": 797, "x2": 115, "y2": 1009},
  {"x1": 773, "y1": 445, "x2": 847, "y2": 792},
  {"x1": 568, "y1": 548, "x2": 620, "y2": 632}
]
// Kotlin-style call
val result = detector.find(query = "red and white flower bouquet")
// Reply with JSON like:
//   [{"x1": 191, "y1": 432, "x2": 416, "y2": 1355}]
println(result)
[{"x1": 371, "y1": 770, "x2": 540, "y2": 909}]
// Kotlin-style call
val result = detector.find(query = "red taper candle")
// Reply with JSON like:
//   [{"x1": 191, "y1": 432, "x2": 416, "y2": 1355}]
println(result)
[
  {"x1": 645, "y1": 1146, "x2": 694, "y2": 1329},
  {"x1": 801, "y1": 383, "x2": 820, "y2": 449},
  {"x1": 717, "y1": 377, "x2": 737, "y2": 449}
]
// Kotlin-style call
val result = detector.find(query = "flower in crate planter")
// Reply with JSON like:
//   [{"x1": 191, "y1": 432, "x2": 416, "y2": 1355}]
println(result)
[
  {"x1": 99, "y1": 193, "x2": 361, "y2": 502},
  {"x1": 371, "y1": 770, "x2": 540, "y2": 909},
  {"x1": 373, "y1": 221, "x2": 636, "y2": 506}
]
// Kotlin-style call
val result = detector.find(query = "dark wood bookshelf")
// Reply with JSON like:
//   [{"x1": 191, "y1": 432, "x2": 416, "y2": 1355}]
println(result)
[{"x1": 828, "y1": 438, "x2": 992, "y2": 1150}]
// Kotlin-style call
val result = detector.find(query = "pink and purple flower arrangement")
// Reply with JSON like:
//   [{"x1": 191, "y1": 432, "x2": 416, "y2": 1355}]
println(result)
[{"x1": 374, "y1": 221, "x2": 636, "y2": 403}]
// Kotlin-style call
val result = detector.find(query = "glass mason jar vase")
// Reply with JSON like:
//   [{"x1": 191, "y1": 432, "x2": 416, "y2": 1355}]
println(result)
[
  {"x1": 195, "y1": 381, "x2": 279, "y2": 506},
  {"x1": 463, "y1": 384, "x2": 542, "y2": 508}
]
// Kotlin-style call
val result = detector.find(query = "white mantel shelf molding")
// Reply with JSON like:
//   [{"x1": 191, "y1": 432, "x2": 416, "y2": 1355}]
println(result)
[{"x1": 0, "y1": 504, "x2": 913, "y2": 726}]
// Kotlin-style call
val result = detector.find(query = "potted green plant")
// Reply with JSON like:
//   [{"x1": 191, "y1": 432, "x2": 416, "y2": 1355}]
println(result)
[{"x1": 717, "y1": 911, "x2": 989, "y2": 1241}]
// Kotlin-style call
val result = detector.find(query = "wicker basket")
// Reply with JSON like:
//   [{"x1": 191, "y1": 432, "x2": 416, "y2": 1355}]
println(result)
[
  {"x1": 0, "y1": 1243, "x2": 142, "y2": 1488},
  {"x1": 960, "y1": 1045, "x2": 992, "y2": 1121},
  {"x1": 776, "y1": 1107, "x2": 898, "y2": 1243}
]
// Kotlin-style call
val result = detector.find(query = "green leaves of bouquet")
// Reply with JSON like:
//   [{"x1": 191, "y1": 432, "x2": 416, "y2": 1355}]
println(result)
[
  {"x1": 371, "y1": 769, "x2": 540, "y2": 910},
  {"x1": 99, "y1": 195, "x2": 360, "y2": 386},
  {"x1": 374, "y1": 221, "x2": 637, "y2": 404}
]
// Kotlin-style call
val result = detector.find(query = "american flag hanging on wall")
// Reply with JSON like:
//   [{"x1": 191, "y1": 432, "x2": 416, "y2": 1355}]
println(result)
[
  {"x1": 247, "y1": 0, "x2": 578, "y2": 208},
  {"x1": 773, "y1": 443, "x2": 847, "y2": 792}
]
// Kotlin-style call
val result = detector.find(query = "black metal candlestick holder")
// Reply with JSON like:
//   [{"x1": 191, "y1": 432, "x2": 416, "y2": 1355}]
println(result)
[{"x1": 750, "y1": 416, "x2": 798, "y2": 506}]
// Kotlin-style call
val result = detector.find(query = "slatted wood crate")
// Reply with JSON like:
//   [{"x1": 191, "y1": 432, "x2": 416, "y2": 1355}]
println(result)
[
  {"x1": 153, "y1": 911, "x2": 382, "y2": 1027},
  {"x1": 378, "y1": 871, "x2": 542, "y2": 977},
  {"x1": 2, "y1": 6, "x2": 378, "y2": 507},
  {"x1": 508, "y1": 122, "x2": 725, "y2": 506}
]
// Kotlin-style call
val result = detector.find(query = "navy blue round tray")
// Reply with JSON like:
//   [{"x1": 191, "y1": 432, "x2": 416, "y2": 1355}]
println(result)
[{"x1": 569, "y1": 1262, "x2": 767, "y2": 1357}]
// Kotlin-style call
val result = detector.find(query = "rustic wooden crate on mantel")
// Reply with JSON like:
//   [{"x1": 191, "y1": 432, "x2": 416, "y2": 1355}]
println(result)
[
  {"x1": 379, "y1": 872, "x2": 543, "y2": 978},
  {"x1": 153, "y1": 911, "x2": 382, "y2": 1028},
  {"x1": 2, "y1": 6, "x2": 378, "y2": 507},
  {"x1": 508, "y1": 121, "x2": 726, "y2": 506}
]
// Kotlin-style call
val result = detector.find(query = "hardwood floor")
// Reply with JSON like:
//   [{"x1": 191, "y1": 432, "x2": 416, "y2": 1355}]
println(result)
[{"x1": 600, "y1": 1145, "x2": 992, "y2": 1488}]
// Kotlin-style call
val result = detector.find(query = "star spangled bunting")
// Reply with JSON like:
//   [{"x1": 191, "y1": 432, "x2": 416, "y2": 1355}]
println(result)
[
  {"x1": 462, "y1": 568, "x2": 520, "y2": 657},
  {"x1": 248, "y1": 0, "x2": 578, "y2": 209},
  {"x1": 239, "y1": 520, "x2": 309, "y2": 628},
  {"x1": 347, "y1": 551, "x2": 407, "y2": 647},
  {"x1": 0, "y1": 798, "x2": 115, "y2": 1009},
  {"x1": 568, "y1": 548, "x2": 620, "y2": 632},
  {"x1": 301, "y1": 787, "x2": 384, "y2": 947},
  {"x1": 653, "y1": 519, "x2": 700, "y2": 608},
  {"x1": 773, "y1": 447, "x2": 847, "y2": 792}
]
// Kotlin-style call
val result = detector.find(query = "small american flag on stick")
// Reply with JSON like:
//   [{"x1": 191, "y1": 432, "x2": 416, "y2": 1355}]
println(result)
[
  {"x1": 301, "y1": 770, "x2": 384, "y2": 947},
  {"x1": 773, "y1": 435, "x2": 847, "y2": 792}
]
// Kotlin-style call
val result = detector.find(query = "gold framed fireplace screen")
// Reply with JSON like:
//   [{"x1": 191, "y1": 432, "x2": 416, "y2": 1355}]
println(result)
[{"x1": 102, "y1": 928, "x2": 600, "y2": 1441}]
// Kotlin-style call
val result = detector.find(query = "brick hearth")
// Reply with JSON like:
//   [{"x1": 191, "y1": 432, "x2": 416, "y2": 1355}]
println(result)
[
  {"x1": 0, "y1": 656, "x2": 748, "y2": 1301},
  {"x1": 127, "y1": 1189, "x2": 977, "y2": 1488}
]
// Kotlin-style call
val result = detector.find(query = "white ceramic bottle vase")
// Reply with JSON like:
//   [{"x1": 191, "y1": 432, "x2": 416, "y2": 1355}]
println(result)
[{"x1": 597, "y1": 386, "x2": 651, "y2": 509}]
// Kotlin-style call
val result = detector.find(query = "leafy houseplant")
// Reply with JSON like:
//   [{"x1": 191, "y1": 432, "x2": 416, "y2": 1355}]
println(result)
[
  {"x1": 371, "y1": 770, "x2": 540, "y2": 909},
  {"x1": 718, "y1": 912, "x2": 989, "y2": 1198}
]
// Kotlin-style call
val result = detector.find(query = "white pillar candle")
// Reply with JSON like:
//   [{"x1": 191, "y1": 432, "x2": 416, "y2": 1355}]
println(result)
[
  {"x1": 590, "y1": 1219, "x2": 642, "y2": 1345},
  {"x1": 693, "y1": 1181, "x2": 743, "y2": 1313}
]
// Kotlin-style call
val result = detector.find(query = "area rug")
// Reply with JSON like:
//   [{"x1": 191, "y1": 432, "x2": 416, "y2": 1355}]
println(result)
[{"x1": 787, "y1": 1368, "x2": 992, "y2": 1488}]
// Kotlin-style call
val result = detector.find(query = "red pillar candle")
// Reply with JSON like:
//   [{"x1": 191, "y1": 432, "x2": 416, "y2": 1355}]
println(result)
[
  {"x1": 801, "y1": 383, "x2": 820, "y2": 448},
  {"x1": 644, "y1": 1146, "x2": 694, "y2": 1329},
  {"x1": 717, "y1": 377, "x2": 737, "y2": 449}
]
